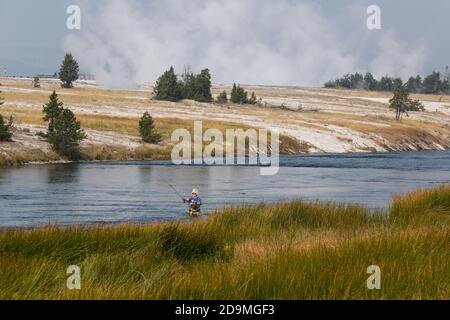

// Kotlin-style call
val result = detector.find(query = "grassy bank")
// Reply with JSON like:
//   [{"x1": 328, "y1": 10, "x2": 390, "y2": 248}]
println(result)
[
  {"x1": 0, "y1": 185, "x2": 449, "y2": 299},
  {"x1": 0, "y1": 105, "x2": 308, "y2": 167}
]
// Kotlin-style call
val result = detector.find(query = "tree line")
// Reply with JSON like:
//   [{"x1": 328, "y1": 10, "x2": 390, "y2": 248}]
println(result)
[
  {"x1": 324, "y1": 70, "x2": 450, "y2": 95},
  {"x1": 153, "y1": 66, "x2": 259, "y2": 105}
]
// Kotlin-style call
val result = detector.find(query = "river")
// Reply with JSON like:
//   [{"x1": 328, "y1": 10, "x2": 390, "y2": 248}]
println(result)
[{"x1": 0, "y1": 151, "x2": 449, "y2": 227}]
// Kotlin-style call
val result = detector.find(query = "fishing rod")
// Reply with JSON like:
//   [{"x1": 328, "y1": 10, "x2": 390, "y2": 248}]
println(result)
[{"x1": 157, "y1": 173, "x2": 185, "y2": 201}]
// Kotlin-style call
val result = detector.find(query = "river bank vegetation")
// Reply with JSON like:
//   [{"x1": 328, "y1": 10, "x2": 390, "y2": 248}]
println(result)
[
  {"x1": 0, "y1": 185, "x2": 448, "y2": 299},
  {"x1": 1, "y1": 77, "x2": 449, "y2": 168}
]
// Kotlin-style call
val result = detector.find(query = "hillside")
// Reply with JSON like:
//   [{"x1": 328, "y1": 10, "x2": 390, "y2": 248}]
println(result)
[{"x1": 0, "y1": 77, "x2": 449, "y2": 165}]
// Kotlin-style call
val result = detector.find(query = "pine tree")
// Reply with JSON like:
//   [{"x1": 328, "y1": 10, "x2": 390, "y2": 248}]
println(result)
[
  {"x1": 0, "y1": 114, "x2": 13, "y2": 141},
  {"x1": 153, "y1": 67, "x2": 184, "y2": 101},
  {"x1": 216, "y1": 90, "x2": 228, "y2": 103},
  {"x1": 230, "y1": 84, "x2": 238, "y2": 102},
  {"x1": 191, "y1": 69, "x2": 213, "y2": 102},
  {"x1": 43, "y1": 91, "x2": 86, "y2": 159},
  {"x1": 248, "y1": 92, "x2": 258, "y2": 104},
  {"x1": 389, "y1": 86, "x2": 424, "y2": 121},
  {"x1": 182, "y1": 67, "x2": 196, "y2": 100},
  {"x1": 230, "y1": 84, "x2": 248, "y2": 104},
  {"x1": 406, "y1": 75, "x2": 422, "y2": 93},
  {"x1": 59, "y1": 53, "x2": 79, "y2": 88},
  {"x1": 194, "y1": 69, "x2": 212, "y2": 102},
  {"x1": 139, "y1": 112, "x2": 161, "y2": 144},
  {"x1": 33, "y1": 76, "x2": 41, "y2": 88},
  {"x1": 42, "y1": 91, "x2": 64, "y2": 135},
  {"x1": 392, "y1": 78, "x2": 404, "y2": 90},
  {"x1": 363, "y1": 72, "x2": 377, "y2": 90},
  {"x1": 378, "y1": 76, "x2": 394, "y2": 91},
  {"x1": 422, "y1": 72, "x2": 442, "y2": 94},
  {"x1": 180, "y1": 68, "x2": 213, "y2": 102}
]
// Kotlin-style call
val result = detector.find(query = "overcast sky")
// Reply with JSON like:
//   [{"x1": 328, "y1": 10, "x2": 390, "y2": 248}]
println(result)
[{"x1": 1, "y1": 0, "x2": 449, "y2": 86}]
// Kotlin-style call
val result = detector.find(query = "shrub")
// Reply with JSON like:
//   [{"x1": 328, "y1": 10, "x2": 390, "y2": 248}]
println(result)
[
  {"x1": 0, "y1": 114, "x2": 13, "y2": 141},
  {"x1": 33, "y1": 76, "x2": 41, "y2": 88},
  {"x1": 216, "y1": 90, "x2": 228, "y2": 104},
  {"x1": 248, "y1": 92, "x2": 258, "y2": 104},
  {"x1": 139, "y1": 112, "x2": 161, "y2": 144}
]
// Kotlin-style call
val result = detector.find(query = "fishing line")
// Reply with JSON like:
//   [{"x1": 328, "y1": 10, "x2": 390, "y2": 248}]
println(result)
[{"x1": 157, "y1": 173, "x2": 185, "y2": 201}]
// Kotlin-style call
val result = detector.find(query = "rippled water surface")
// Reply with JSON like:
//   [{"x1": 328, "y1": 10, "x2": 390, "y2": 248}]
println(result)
[{"x1": 0, "y1": 151, "x2": 449, "y2": 227}]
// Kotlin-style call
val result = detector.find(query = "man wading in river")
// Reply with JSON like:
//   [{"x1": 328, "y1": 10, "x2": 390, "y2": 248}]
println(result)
[{"x1": 183, "y1": 188, "x2": 202, "y2": 217}]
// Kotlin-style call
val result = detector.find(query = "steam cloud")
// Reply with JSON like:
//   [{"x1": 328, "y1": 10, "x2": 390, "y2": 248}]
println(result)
[{"x1": 63, "y1": 0, "x2": 427, "y2": 87}]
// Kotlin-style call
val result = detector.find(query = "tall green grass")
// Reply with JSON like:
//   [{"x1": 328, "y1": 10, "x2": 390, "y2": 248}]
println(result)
[{"x1": 0, "y1": 185, "x2": 448, "y2": 299}]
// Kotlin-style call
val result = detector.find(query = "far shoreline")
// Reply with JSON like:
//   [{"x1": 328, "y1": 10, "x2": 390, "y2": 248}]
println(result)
[{"x1": 1, "y1": 148, "x2": 449, "y2": 170}]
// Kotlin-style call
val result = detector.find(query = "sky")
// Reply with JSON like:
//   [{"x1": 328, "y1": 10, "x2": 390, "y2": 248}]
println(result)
[{"x1": 0, "y1": 0, "x2": 449, "y2": 87}]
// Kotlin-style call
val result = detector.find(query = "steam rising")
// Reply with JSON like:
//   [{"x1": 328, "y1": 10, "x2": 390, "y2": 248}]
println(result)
[{"x1": 63, "y1": 0, "x2": 427, "y2": 87}]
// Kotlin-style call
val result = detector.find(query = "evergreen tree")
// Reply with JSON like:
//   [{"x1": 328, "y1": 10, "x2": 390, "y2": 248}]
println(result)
[
  {"x1": 363, "y1": 72, "x2": 377, "y2": 90},
  {"x1": 216, "y1": 90, "x2": 228, "y2": 104},
  {"x1": 422, "y1": 72, "x2": 443, "y2": 94},
  {"x1": 248, "y1": 92, "x2": 258, "y2": 104},
  {"x1": 350, "y1": 73, "x2": 364, "y2": 89},
  {"x1": 406, "y1": 76, "x2": 422, "y2": 93},
  {"x1": 139, "y1": 112, "x2": 161, "y2": 144},
  {"x1": 190, "y1": 69, "x2": 213, "y2": 102},
  {"x1": 392, "y1": 78, "x2": 404, "y2": 90},
  {"x1": 441, "y1": 78, "x2": 450, "y2": 94},
  {"x1": 59, "y1": 53, "x2": 79, "y2": 88},
  {"x1": 389, "y1": 86, "x2": 425, "y2": 121},
  {"x1": 336, "y1": 74, "x2": 352, "y2": 88},
  {"x1": 0, "y1": 114, "x2": 13, "y2": 141},
  {"x1": 182, "y1": 67, "x2": 196, "y2": 100},
  {"x1": 230, "y1": 84, "x2": 248, "y2": 104},
  {"x1": 324, "y1": 80, "x2": 337, "y2": 88},
  {"x1": 33, "y1": 76, "x2": 41, "y2": 88},
  {"x1": 237, "y1": 86, "x2": 248, "y2": 104},
  {"x1": 47, "y1": 108, "x2": 86, "y2": 159},
  {"x1": 377, "y1": 76, "x2": 394, "y2": 91},
  {"x1": 325, "y1": 70, "x2": 450, "y2": 95},
  {"x1": 153, "y1": 67, "x2": 184, "y2": 101},
  {"x1": 43, "y1": 91, "x2": 85, "y2": 159},
  {"x1": 42, "y1": 91, "x2": 64, "y2": 135},
  {"x1": 230, "y1": 84, "x2": 238, "y2": 102}
]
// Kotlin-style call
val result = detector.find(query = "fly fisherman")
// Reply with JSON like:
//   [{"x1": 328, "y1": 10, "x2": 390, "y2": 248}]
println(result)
[{"x1": 183, "y1": 188, "x2": 202, "y2": 217}]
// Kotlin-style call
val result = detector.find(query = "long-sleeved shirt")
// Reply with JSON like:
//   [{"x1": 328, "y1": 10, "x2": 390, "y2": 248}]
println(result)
[{"x1": 186, "y1": 196, "x2": 202, "y2": 211}]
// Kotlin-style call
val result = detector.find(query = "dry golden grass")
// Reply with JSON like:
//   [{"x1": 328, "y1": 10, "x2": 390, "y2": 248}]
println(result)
[
  {"x1": 1, "y1": 77, "x2": 449, "y2": 162},
  {"x1": 0, "y1": 185, "x2": 448, "y2": 299}
]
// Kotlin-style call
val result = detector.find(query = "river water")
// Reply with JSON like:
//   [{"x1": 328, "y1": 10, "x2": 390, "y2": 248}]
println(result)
[{"x1": 0, "y1": 151, "x2": 449, "y2": 227}]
